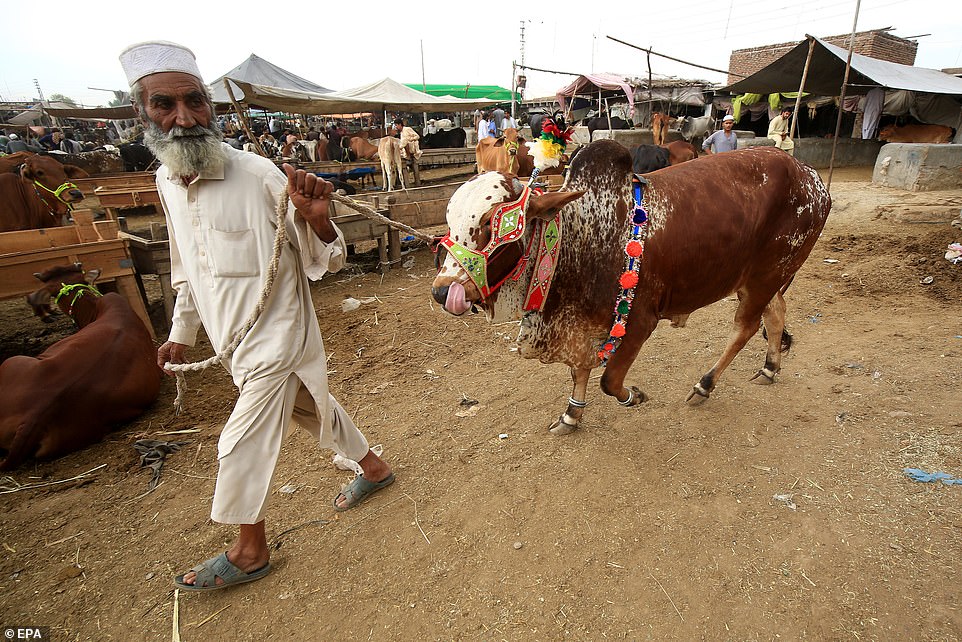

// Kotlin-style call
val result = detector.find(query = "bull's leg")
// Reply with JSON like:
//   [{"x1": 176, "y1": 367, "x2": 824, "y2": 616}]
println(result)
[
  {"x1": 381, "y1": 163, "x2": 390, "y2": 192},
  {"x1": 398, "y1": 162, "x2": 406, "y2": 191},
  {"x1": 548, "y1": 367, "x2": 591, "y2": 436},
  {"x1": 686, "y1": 294, "x2": 765, "y2": 405},
  {"x1": 750, "y1": 292, "x2": 787, "y2": 385},
  {"x1": 600, "y1": 314, "x2": 657, "y2": 407}
]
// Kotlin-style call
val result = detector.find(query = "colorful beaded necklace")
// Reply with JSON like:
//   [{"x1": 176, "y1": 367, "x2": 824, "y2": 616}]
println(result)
[{"x1": 597, "y1": 176, "x2": 649, "y2": 366}]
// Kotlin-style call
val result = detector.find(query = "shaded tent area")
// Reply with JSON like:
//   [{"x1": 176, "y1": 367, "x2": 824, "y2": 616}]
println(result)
[
  {"x1": 225, "y1": 77, "x2": 497, "y2": 115},
  {"x1": 555, "y1": 73, "x2": 639, "y2": 123},
  {"x1": 209, "y1": 54, "x2": 332, "y2": 107},
  {"x1": 554, "y1": 74, "x2": 714, "y2": 125},
  {"x1": 404, "y1": 84, "x2": 518, "y2": 101},
  {"x1": 723, "y1": 37, "x2": 962, "y2": 141}
]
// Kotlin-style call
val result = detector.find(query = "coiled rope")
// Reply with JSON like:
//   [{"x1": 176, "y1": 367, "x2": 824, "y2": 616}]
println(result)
[{"x1": 164, "y1": 186, "x2": 435, "y2": 413}]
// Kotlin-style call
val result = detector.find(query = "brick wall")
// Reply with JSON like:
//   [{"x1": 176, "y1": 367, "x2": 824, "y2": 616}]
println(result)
[{"x1": 728, "y1": 30, "x2": 918, "y2": 85}]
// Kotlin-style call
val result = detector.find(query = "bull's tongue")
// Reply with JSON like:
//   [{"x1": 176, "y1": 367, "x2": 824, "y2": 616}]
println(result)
[{"x1": 444, "y1": 281, "x2": 472, "y2": 315}]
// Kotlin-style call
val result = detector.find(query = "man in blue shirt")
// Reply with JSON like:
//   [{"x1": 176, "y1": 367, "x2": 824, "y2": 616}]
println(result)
[{"x1": 703, "y1": 114, "x2": 738, "y2": 154}]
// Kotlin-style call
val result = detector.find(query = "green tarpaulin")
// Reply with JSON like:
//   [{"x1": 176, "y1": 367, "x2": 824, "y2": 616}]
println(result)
[{"x1": 404, "y1": 84, "x2": 518, "y2": 101}]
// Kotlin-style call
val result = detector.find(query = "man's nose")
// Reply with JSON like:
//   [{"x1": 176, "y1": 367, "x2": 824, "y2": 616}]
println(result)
[{"x1": 173, "y1": 103, "x2": 199, "y2": 128}]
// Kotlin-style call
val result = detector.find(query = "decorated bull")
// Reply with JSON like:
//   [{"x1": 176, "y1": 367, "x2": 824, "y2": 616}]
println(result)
[{"x1": 430, "y1": 141, "x2": 831, "y2": 434}]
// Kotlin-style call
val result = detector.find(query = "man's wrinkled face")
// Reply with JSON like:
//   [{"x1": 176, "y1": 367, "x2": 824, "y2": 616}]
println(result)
[{"x1": 137, "y1": 72, "x2": 224, "y2": 177}]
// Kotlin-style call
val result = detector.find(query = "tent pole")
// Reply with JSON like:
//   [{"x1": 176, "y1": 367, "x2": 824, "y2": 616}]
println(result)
[
  {"x1": 223, "y1": 79, "x2": 267, "y2": 158},
  {"x1": 605, "y1": 97, "x2": 612, "y2": 134},
  {"x1": 827, "y1": 0, "x2": 862, "y2": 191},
  {"x1": 790, "y1": 37, "x2": 815, "y2": 141}
]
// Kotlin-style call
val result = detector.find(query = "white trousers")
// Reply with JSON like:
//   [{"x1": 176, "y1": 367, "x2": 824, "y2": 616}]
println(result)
[
  {"x1": 211, "y1": 374, "x2": 369, "y2": 524},
  {"x1": 770, "y1": 135, "x2": 795, "y2": 155}
]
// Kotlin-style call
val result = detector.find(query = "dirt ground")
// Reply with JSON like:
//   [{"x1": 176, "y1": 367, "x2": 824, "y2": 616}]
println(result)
[{"x1": 1, "y1": 165, "x2": 961, "y2": 641}]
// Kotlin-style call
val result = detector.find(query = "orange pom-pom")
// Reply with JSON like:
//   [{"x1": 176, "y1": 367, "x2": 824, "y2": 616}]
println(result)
[
  {"x1": 626, "y1": 240, "x2": 643, "y2": 257},
  {"x1": 611, "y1": 323, "x2": 626, "y2": 338},
  {"x1": 619, "y1": 271, "x2": 639, "y2": 289}
]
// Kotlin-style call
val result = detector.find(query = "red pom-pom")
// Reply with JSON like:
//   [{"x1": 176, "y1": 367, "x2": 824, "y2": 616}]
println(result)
[
  {"x1": 626, "y1": 240, "x2": 643, "y2": 257},
  {"x1": 604, "y1": 342, "x2": 614, "y2": 352},
  {"x1": 619, "y1": 271, "x2": 639, "y2": 289},
  {"x1": 611, "y1": 323, "x2": 626, "y2": 338},
  {"x1": 597, "y1": 350, "x2": 606, "y2": 360}
]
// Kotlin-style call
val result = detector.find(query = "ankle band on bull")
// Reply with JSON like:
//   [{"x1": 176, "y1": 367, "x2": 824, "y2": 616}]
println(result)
[{"x1": 598, "y1": 179, "x2": 649, "y2": 366}]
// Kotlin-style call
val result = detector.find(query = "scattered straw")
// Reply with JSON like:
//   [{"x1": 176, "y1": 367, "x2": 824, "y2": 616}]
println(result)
[{"x1": 0, "y1": 464, "x2": 106, "y2": 495}]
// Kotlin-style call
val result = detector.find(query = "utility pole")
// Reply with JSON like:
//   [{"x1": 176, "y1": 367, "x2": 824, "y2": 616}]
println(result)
[{"x1": 33, "y1": 78, "x2": 52, "y2": 127}]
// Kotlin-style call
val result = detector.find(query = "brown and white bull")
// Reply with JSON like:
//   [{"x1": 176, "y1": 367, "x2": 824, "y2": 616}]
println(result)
[
  {"x1": 0, "y1": 264, "x2": 161, "y2": 469},
  {"x1": 431, "y1": 141, "x2": 831, "y2": 434}
]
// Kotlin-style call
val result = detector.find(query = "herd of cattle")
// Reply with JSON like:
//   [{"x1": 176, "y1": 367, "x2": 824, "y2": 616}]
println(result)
[{"x1": 0, "y1": 115, "x2": 956, "y2": 469}]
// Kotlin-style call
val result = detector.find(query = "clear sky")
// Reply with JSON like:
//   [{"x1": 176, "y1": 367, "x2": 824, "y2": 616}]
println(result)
[{"x1": 1, "y1": 0, "x2": 959, "y2": 108}]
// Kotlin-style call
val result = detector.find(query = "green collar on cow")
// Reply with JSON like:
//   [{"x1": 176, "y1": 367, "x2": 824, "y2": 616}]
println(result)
[
  {"x1": 32, "y1": 178, "x2": 79, "y2": 210},
  {"x1": 598, "y1": 175, "x2": 650, "y2": 366},
  {"x1": 53, "y1": 282, "x2": 102, "y2": 315}
]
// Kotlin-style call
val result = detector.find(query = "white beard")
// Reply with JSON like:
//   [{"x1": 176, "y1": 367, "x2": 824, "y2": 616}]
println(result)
[{"x1": 143, "y1": 121, "x2": 226, "y2": 178}]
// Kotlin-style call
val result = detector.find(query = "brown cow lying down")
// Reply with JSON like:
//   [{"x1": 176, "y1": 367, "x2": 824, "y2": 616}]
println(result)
[
  {"x1": 0, "y1": 265, "x2": 161, "y2": 470},
  {"x1": 878, "y1": 123, "x2": 953, "y2": 143},
  {"x1": 431, "y1": 142, "x2": 831, "y2": 434}
]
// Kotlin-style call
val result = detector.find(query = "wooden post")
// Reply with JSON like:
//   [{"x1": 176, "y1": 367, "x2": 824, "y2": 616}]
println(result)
[
  {"x1": 790, "y1": 38, "x2": 816, "y2": 141},
  {"x1": 827, "y1": 0, "x2": 862, "y2": 191},
  {"x1": 223, "y1": 79, "x2": 267, "y2": 158}
]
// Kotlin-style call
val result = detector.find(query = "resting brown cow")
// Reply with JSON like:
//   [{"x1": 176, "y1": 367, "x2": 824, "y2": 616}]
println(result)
[
  {"x1": 0, "y1": 265, "x2": 161, "y2": 470},
  {"x1": 0, "y1": 154, "x2": 88, "y2": 232},
  {"x1": 878, "y1": 123, "x2": 953, "y2": 143},
  {"x1": 663, "y1": 140, "x2": 698, "y2": 165},
  {"x1": 476, "y1": 128, "x2": 534, "y2": 176},
  {"x1": 431, "y1": 142, "x2": 831, "y2": 433}
]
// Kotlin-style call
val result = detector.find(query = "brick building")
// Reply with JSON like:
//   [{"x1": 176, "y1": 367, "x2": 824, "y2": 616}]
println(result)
[{"x1": 727, "y1": 29, "x2": 918, "y2": 86}]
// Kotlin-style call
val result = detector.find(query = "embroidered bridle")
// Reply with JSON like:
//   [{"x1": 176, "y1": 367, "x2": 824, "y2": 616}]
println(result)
[{"x1": 434, "y1": 184, "x2": 539, "y2": 301}]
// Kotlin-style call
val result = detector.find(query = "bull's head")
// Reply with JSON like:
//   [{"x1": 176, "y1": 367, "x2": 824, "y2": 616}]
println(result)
[
  {"x1": 431, "y1": 172, "x2": 583, "y2": 316},
  {"x1": 21, "y1": 155, "x2": 88, "y2": 206}
]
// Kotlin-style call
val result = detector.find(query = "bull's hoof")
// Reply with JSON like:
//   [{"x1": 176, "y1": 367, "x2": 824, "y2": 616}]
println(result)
[
  {"x1": 749, "y1": 367, "x2": 777, "y2": 385},
  {"x1": 549, "y1": 414, "x2": 579, "y2": 436},
  {"x1": 685, "y1": 384, "x2": 711, "y2": 406},
  {"x1": 617, "y1": 386, "x2": 648, "y2": 407}
]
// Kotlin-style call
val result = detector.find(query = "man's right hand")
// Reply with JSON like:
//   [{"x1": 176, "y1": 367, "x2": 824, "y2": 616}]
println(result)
[{"x1": 157, "y1": 341, "x2": 188, "y2": 377}]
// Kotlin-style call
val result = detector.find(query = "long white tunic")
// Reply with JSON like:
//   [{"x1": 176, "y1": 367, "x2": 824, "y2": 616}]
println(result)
[{"x1": 157, "y1": 144, "x2": 367, "y2": 522}]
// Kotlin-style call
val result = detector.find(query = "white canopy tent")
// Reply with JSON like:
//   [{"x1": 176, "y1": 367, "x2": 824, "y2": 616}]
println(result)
[{"x1": 223, "y1": 77, "x2": 497, "y2": 114}]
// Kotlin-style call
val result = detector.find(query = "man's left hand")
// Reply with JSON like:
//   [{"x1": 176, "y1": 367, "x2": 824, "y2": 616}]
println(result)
[{"x1": 282, "y1": 163, "x2": 337, "y2": 242}]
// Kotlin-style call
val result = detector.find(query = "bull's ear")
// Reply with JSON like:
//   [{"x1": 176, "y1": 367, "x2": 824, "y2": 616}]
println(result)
[
  {"x1": 527, "y1": 190, "x2": 584, "y2": 220},
  {"x1": 21, "y1": 164, "x2": 35, "y2": 180},
  {"x1": 33, "y1": 272, "x2": 43, "y2": 280},
  {"x1": 84, "y1": 269, "x2": 101, "y2": 284},
  {"x1": 63, "y1": 165, "x2": 89, "y2": 179}
]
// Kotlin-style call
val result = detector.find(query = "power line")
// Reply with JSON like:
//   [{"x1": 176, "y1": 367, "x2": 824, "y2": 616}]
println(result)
[{"x1": 606, "y1": 36, "x2": 747, "y2": 78}]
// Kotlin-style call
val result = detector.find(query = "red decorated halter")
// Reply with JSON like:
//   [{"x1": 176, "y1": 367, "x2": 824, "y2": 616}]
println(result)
[{"x1": 436, "y1": 184, "x2": 542, "y2": 301}]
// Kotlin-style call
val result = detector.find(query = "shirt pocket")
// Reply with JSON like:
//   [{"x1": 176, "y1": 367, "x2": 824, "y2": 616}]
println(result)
[{"x1": 207, "y1": 227, "x2": 259, "y2": 277}]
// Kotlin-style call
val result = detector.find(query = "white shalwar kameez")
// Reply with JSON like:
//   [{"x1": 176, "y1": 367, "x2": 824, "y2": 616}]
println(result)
[{"x1": 157, "y1": 143, "x2": 369, "y2": 524}]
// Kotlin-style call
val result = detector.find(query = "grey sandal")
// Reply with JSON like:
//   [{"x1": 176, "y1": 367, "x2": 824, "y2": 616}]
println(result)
[
  {"x1": 333, "y1": 473, "x2": 396, "y2": 512},
  {"x1": 173, "y1": 552, "x2": 271, "y2": 592}
]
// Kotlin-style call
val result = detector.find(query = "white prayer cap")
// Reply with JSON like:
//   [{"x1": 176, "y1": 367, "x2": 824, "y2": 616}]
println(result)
[{"x1": 119, "y1": 40, "x2": 203, "y2": 86}]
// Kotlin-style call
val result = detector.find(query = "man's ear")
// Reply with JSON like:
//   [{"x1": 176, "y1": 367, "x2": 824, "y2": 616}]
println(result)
[{"x1": 526, "y1": 190, "x2": 585, "y2": 220}]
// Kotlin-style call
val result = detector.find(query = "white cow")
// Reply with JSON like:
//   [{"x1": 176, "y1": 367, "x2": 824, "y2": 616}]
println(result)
[{"x1": 378, "y1": 137, "x2": 405, "y2": 191}]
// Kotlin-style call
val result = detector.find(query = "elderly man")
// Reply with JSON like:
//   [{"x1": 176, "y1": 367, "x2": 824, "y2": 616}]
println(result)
[
  {"x1": 119, "y1": 40, "x2": 394, "y2": 591},
  {"x1": 702, "y1": 114, "x2": 739, "y2": 154},
  {"x1": 768, "y1": 107, "x2": 795, "y2": 156}
]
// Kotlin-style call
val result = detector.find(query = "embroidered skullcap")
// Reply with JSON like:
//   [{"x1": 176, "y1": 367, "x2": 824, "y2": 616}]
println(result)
[{"x1": 119, "y1": 40, "x2": 203, "y2": 86}]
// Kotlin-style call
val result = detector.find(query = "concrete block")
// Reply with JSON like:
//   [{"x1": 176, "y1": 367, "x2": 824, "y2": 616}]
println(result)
[
  {"x1": 795, "y1": 138, "x2": 882, "y2": 168},
  {"x1": 738, "y1": 137, "x2": 776, "y2": 149},
  {"x1": 590, "y1": 128, "x2": 650, "y2": 146},
  {"x1": 872, "y1": 143, "x2": 962, "y2": 191}
]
